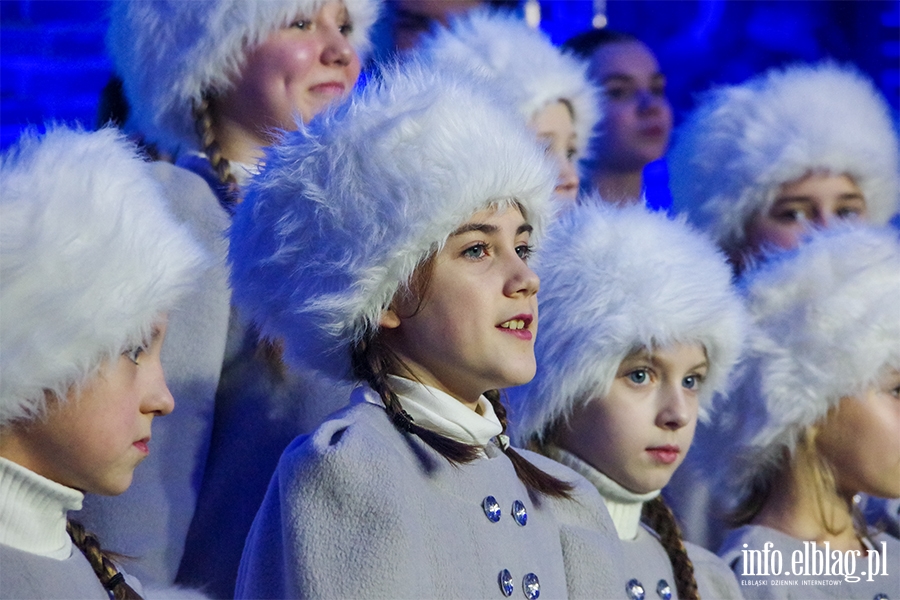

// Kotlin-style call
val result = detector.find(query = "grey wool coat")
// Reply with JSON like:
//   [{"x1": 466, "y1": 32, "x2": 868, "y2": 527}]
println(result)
[{"x1": 235, "y1": 392, "x2": 628, "y2": 599}]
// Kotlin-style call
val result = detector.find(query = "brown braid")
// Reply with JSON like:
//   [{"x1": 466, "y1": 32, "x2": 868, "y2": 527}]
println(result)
[
  {"x1": 486, "y1": 391, "x2": 574, "y2": 499},
  {"x1": 192, "y1": 95, "x2": 240, "y2": 206},
  {"x1": 350, "y1": 333, "x2": 575, "y2": 498},
  {"x1": 66, "y1": 520, "x2": 143, "y2": 600},
  {"x1": 641, "y1": 496, "x2": 700, "y2": 600}
]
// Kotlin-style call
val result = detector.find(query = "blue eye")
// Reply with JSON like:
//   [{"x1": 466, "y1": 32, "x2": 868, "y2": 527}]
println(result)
[
  {"x1": 628, "y1": 369, "x2": 649, "y2": 385},
  {"x1": 516, "y1": 244, "x2": 534, "y2": 261},
  {"x1": 683, "y1": 373, "x2": 704, "y2": 390},
  {"x1": 462, "y1": 244, "x2": 487, "y2": 259}
]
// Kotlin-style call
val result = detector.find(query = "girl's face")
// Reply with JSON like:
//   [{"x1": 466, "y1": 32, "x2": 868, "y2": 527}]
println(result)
[
  {"x1": 530, "y1": 101, "x2": 579, "y2": 204},
  {"x1": 588, "y1": 40, "x2": 672, "y2": 173},
  {"x1": 0, "y1": 320, "x2": 174, "y2": 495},
  {"x1": 557, "y1": 343, "x2": 708, "y2": 493},
  {"x1": 216, "y1": 1, "x2": 361, "y2": 140},
  {"x1": 380, "y1": 205, "x2": 540, "y2": 408},
  {"x1": 744, "y1": 173, "x2": 867, "y2": 256},
  {"x1": 816, "y1": 367, "x2": 900, "y2": 500}
]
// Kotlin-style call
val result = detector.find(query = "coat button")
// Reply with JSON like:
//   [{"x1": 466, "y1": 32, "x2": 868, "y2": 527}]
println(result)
[
  {"x1": 512, "y1": 500, "x2": 528, "y2": 526},
  {"x1": 498, "y1": 569, "x2": 514, "y2": 597},
  {"x1": 872, "y1": 595, "x2": 889, "y2": 600},
  {"x1": 482, "y1": 496, "x2": 501, "y2": 522},
  {"x1": 626, "y1": 578, "x2": 645, "y2": 600},
  {"x1": 522, "y1": 573, "x2": 540, "y2": 599},
  {"x1": 656, "y1": 579, "x2": 672, "y2": 600}
]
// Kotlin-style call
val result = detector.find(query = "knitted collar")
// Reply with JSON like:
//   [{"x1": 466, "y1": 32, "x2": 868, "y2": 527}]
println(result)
[
  {"x1": 360, "y1": 377, "x2": 503, "y2": 448},
  {"x1": 544, "y1": 445, "x2": 660, "y2": 540},
  {"x1": 0, "y1": 456, "x2": 82, "y2": 557}
]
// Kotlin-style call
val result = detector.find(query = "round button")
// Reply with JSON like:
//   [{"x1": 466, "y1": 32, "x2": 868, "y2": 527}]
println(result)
[
  {"x1": 626, "y1": 578, "x2": 645, "y2": 600},
  {"x1": 482, "y1": 496, "x2": 501, "y2": 523},
  {"x1": 512, "y1": 500, "x2": 528, "y2": 526},
  {"x1": 522, "y1": 573, "x2": 540, "y2": 600},
  {"x1": 656, "y1": 579, "x2": 672, "y2": 600},
  {"x1": 498, "y1": 569, "x2": 514, "y2": 597}
]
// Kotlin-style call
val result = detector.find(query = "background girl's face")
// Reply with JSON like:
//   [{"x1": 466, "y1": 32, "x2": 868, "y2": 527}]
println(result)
[
  {"x1": 216, "y1": 1, "x2": 361, "y2": 140},
  {"x1": 530, "y1": 101, "x2": 579, "y2": 203},
  {"x1": 816, "y1": 368, "x2": 900, "y2": 500},
  {"x1": 744, "y1": 173, "x2": 867, "y2": 255},
  {"x1": 0, "y1": 321, "x2": 174, "y2": 495},
  {"x1": 588, "y1": 40, "x2": 672, "y2": 172},
  {"x1": 557, "y1": 343, "x2": 707, "y2": 493},
  {"x1": 380, "y1": 206, "x2": 540, "y2": 408}
]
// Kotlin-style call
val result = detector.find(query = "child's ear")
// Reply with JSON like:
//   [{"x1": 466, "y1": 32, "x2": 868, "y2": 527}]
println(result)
[{"x1": 379, "y1": 307, "x2": 401, "y2": 329}]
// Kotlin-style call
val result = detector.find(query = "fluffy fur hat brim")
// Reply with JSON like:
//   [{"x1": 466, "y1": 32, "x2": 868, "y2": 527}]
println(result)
[
  {"x1": 701, "y1": 225, "x2": 900, "y2": 513},
  {"x1": 669, "y1": 62, "x2": 900, "y2": 254},
  {"x1": 508, "y1": 200, "x2": 747, "y2": 445},
  {"x1": 418, "y1": 10, "x2": 601, "y2": 162},
  {"x1": 0, "y1": 126, "x2": 208, "y2": 426},
  {"x1": 228, "y1": 59, "x2": 556, "y2": 382},
  {"x1": 107, "y1": 0, "x2": 380, "y2": 154}
]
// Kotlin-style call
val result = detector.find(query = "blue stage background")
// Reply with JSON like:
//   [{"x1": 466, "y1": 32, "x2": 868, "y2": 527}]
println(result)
[{"x1": 1, "y1": 0, "x2": 897, "y2": 151}]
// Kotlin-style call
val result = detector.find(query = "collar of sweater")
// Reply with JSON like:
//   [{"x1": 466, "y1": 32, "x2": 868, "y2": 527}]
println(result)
[
  {"x1": 359, "y1": 377, "x2": 503, "y2": 448},
  {"x1": 544, "y1": 445, "x2": 660, "y2": 540},
  {"x1": 0, "y1": 456, "x2": 82, "y2": 557}
]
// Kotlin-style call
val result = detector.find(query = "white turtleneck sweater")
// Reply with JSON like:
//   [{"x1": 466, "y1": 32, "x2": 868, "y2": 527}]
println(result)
[
  {"x1": 543, "y1": 446, "x2": 659, "y2": 540},
  {"x1": 361, "y1": 376, "x2": 503, "y2": 452},
  {"x1": 0, "y1": 456, "x2": 81, "y2": 559}
]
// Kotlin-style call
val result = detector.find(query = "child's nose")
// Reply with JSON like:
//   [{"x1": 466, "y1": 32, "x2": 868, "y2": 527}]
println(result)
[
  {"x1": 143, "y1": 360, "x2": 175, "y2": 416},
  {"x1": 656, "y1": 385, "x2": 690, "y2": 430}
]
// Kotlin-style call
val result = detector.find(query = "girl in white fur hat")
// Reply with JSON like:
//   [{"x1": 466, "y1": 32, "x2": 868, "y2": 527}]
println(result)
[
  {"x1": 706, "y1": 226, "x2": 900, "y2": 600},
  {"x1": 229, "y1": 59, "x2": 627, "y2": 599},
  {"x1": 508, "y1": 201, "x2": 747, "y2": 600},
  {"x1": 668, "y1": 61, "x2": 900, "y2": 273},
  {"x1": 418, "y1": 9, "x2": 601, "y2": 205},
  {"x1": 108, "y1": 0, "x2": 380, "y2": 207},
  {"x1": 103, "y1": 1, "x2": 381, "y2": 590},
  {"x1": 0, "y1": 126, "x2": 206, "y2": 599}
]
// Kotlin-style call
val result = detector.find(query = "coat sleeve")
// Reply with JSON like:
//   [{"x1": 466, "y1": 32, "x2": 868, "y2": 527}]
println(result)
[{"x1": 235, "y1": 408, "x2": 431, "y2": 599}]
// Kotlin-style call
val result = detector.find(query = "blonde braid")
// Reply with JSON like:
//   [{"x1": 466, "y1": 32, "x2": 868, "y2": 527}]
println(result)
[
  {"x1": 192, "y1": 96, "x2": 240, "y2": 206},
  {"x1": 66, "y1": 520, "x2": 143, "y2": 600}
]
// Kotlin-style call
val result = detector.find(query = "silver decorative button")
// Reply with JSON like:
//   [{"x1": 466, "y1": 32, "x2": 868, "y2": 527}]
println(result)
[
  {"x1": 656, "y1": 579, "x2": 672, "y2": 600},
  {"x1": 498, "y1": 569, "x2": 514, "y2": 597},
  {"x1": 626, "y1": 578, "x2": 645, "y2": 600},
  {"x1": 522, "y1": 573, "x2": 540, "y2": 599},
  {"x1": 482, "y1": 496, "x2": 501, "y2": 522},
  {"x1": 512, "y1": 500, "x2": 528, "y2": 526}
]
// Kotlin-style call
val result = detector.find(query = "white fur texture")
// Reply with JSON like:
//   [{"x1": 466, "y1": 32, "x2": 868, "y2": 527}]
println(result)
[
  {"x1": 418, "y1": 9, "x2": 601, "y2": 162},
  {"x1": 703, "y1": 225, "x2": 900, "y2": 513},
  {"x1": 107, "y1": 0, "x2": 381, "y2": 154},
  {"x1": 0, "y1": 127, "x2": 208, "y2": 426},
  {"x1": 228, "y1": 60, "x2": 556, "y2": 382},
  {"x1": 669, "y1": 62, "x2": 900, "y2": 254},
  {"x1": 508, "y1": 200, "x2": 747, "y2": 445}
]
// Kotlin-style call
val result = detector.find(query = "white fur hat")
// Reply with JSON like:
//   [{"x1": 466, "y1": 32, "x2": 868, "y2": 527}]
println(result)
[
  {"x1": 668, "y1": 62, "x2": 900, "y2": 254},
  {"x1": 417, "y1": 10, "x2": 601, "y2": 161},
  {"x1": 508, "y1": 200, "x2": 747, "y2": 445},
  {"x1": 228, "y1": 59, "x2": 556, "y2": 382},
  {"x1": 704, "y1": 226, "x2": 900, "y2": 512},
  {"x1": 0, "y1": 126, "x2": 207, "y2": 426},
  {"x1": 107, "y1": 0, "x2": 381, "y2": 154}
]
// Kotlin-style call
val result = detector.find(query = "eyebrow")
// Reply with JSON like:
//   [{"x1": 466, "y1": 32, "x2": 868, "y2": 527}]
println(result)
[
  {"x1": 450, "y1": 222, "x2": 533, "y2": 237},
  {"x1": 602, "y1": 73, "x2": 666, "y2": 85},
  {"x1": 622, "y1": 351, "x2": 709, "y2": 373},
  {"x1": 773, "y1": 193, "x2": 865, "y2": 204}
]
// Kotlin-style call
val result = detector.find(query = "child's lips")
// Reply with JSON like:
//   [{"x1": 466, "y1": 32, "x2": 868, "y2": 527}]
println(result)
[
  {"x1": 497, "y1": 314, "x2": 534, "y2": 341},
  {"x1": 646, "y1": 445, "x2": 680, "y2": 464},
  {"x1": 133, "y1": 438, "x2": 150, "y2": 454}
]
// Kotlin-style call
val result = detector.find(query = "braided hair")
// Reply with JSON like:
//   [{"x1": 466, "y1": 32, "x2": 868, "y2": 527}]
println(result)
[
  {"x1": 351, "y1": 332, "x2": 573, "y2": 499},
  {"x1": 66, "y1": 520, "x2": 143, "y2": 600},
  {"x1": 192, "y1": 95, "x2": 240, "y2": 208},
  {"x1": 641, "y1": 496, "x2": 700, "y2": 600}
]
